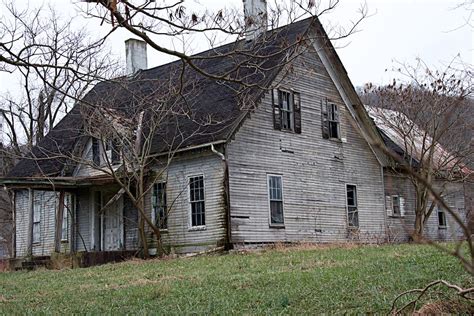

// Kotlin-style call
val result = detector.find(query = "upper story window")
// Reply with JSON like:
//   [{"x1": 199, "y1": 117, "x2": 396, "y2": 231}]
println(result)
[
  {"x1": 152, "y1": 182, "x2": 168, "y2": 230},
  {"x1": 91, "y1": 138, "x2": 120, "y2": 166},
  {"x1": 346, "y1": 184, "x2": 359, "y2": 228},
  {"x1": 321, "y1": 100, "x2": 340, "y2": 139},
  {"x1": 272, "y1": 88, "x2": 301, "y2": 133}
]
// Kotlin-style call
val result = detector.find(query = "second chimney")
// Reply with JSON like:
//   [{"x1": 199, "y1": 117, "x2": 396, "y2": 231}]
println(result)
[
  {"x1": 125, "y1": 38, "x2": 148, "y2": 75},
  {"x1": 243, "y1": 0, "x2": 267, "y2": 41}
]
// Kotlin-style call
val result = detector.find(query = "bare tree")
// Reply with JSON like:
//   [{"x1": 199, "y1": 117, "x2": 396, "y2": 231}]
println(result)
[
  {"x1": 0, "y1": 2, "x2": 119, "y2": 157},
  {"x1": 362, "y1": 58, "x2": 473, "y2": 239}
]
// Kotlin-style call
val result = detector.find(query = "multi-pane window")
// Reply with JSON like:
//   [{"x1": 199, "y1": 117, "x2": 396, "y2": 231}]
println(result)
[
  {"x1": 279, "y1": 90, "x2": 294, "y2": 131},
  {"x1": 272, "y1": 89, "x2": 301, "y2": 133},
  {"x1": 328, "y1": 103, "x2": 340, "y2": 139},
  {"x1": 32, "y1": 193, "x2": 42, "y2": 244},
  {"x1": 346, "y1": 185, "x2": 359, "y2": 227},
  {"x1": 392, "y1": 196, "x2": 401, "y2": 216},
  {"x1": 438, "y1": 207, "x2": 447, "y2": 228},
  {"x1": 152, "y1": 182, "x2": 168, "y2": 230},
  {"x1": 268, "y1": 175, "x2": 284, "y2": 226},
  {"x1": 189, "y1": 176, "x2": 205, "y2": 227}
]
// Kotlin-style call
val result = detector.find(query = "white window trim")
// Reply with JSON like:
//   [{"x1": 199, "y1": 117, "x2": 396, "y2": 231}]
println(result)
[
  {"x1": 267, "y1": 174, "x2": 285, "y2": 228},
  {"x1": 188, "y1": 174, "x2": 206, "y2": 231},
  {"x1": 32, "y1": 191, "x2": 42, "y2": 245},
  {"x1": 151, "y1": 181, "x2": 168, "y2": 231},
  {"x1": 345, "y1": 183, "x2": 359, "y2": 228}
]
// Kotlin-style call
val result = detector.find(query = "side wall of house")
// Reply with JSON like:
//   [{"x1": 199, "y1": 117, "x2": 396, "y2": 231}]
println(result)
[
  {"x1": 15, "y1": 190, "x2": 59, "y2": 257},
  {"x1": 227, "y1": 46, "x2": 386, "y2": 244},
  {"x1": 384, "y1": 170, "x2": 467, "y2": 241},
  {"x1": 148, "y1": 151, "x2": 226, "y2": 254}
]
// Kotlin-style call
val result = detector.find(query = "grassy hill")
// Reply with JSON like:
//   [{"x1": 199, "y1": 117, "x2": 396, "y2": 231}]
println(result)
[{"x1": 0, "y1": 243, "x2": 472, "y2": 314}]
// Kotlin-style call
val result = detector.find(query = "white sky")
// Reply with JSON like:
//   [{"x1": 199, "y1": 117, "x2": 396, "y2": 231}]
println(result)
[{"x1": 0, "y1": 0, "x2": 472, "y2": 94}]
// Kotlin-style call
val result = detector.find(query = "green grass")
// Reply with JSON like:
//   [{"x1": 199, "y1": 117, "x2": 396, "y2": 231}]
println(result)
[{"x1": 0, "y1": 244, "x2": 472, "y2": 314}]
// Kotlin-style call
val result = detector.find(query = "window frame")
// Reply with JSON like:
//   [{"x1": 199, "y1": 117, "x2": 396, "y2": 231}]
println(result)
[
  {"x1": 346, "y1": 184, "x2": 359, "y2": 228},
  {"x1": 32, "y1": 191, "x2": 42, "y2": 245},
  {"x1": 392, "y1": 195, "x2": 401, "y2": 217},
  {"x1": 437, "y1": 206, "x2": 447, "y2": 229},
  {"x1": 279, "y1": 90, "x2": 294, "y2": 132},
  {"x1": 267, "y1": 174, "x2": 285, "y2": 227},
  {"x1": 152, "y1": 181, "x2": 168, "y2": 230},
  {"x1": 328, "y1": 103, "x2": 340, "y2": 139},
  {"x1": 188, "y1": 174, "x2": 206, "y2": 230}
]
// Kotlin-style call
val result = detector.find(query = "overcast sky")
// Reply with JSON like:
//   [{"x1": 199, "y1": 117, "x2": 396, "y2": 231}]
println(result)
[{"x1": 0, "y1": 0, "x2": 472, "y2": 94}]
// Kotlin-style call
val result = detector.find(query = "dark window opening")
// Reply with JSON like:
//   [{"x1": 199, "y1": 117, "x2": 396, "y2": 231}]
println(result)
[
  {"x1": 279, "y1": 90, "x2": 294, "y2": 131},
  {"x1": 346, "y1": 185, "x2": 359, "y2": 227},
  {"x1": 438, "y1": 207, "x2": 447, "y2": 228},
  {"x1": 328, "y1": 103, "x2": 340, "y2": 139},
  {"x1": 392, "y1": 196, "x2": 400, "y2": 216}
]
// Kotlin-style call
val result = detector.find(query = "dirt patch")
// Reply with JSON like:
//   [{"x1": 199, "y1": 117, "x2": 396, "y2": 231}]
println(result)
[{"x1": 416, "y1": 300, "x2": 474, "y2": 315}]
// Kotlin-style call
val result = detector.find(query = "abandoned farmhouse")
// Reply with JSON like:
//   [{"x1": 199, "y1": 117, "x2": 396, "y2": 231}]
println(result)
[{"x1": 0, "y1": 1, "x2": 470, "y2": 262}]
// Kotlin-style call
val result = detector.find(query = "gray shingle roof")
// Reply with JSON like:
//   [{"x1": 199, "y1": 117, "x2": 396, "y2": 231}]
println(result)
[{"x1": 8, "y1": 17, "x2": 316, "y2": 178}]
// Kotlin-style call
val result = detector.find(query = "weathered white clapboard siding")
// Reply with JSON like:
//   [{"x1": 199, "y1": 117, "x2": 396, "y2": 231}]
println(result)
[
  {"x1": 425, "y1": 182, "x2": 466, "y2": 241},
  {"x1": 74, "y1": 138, "x2": 120, "y2": 177},
  {"x1": 147, "y1": 151, "x2": 226, "y2": 254},
  {"x1": 383, "y1": 171, "x2": 416, "y2": 242},
  {"x1": 227, "y1": 46, "x2": 386, "y2": 244},
  {"x1": 384, "y1": 170, "x2": 467, "y2": 241},
  {"x1": 15, "y1": 190, "x2": 30, "y2": 257},
  {"x1": 15, "y1": 190, "x2": 58, "y2": 257}
]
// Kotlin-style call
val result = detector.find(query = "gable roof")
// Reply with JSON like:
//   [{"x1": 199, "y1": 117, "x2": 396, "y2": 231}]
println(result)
[
  {"x1": 6, "y1": 16, "x2": 387, "y2": 180},
  {"x1": 367, "y1": 105, "x2": 472, "y2": 175},
  {"x1": 8, "y1": 17, "x2": 317, "y2": 179}
]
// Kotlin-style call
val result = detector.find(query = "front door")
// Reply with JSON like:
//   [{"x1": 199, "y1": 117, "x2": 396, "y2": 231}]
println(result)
[{"x1": 102, "y1": 193, "x2": 123, "y2": 251}]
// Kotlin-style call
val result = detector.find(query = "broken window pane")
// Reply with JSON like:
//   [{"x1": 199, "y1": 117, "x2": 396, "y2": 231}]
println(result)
[{"x1": 346, "y1": 185, "x2": 359, "y2": 227}]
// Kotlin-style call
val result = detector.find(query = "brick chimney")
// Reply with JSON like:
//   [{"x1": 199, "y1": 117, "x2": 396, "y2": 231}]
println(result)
[
  {"x1": 243, "y1": 0, "x2": 267, "y2": 40},
  {"x1": 125, "y1": 38, "x2": 147, "y2": 75}
]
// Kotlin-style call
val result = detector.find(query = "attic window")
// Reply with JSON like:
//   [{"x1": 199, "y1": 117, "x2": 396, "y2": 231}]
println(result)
[
  {"x1": 92, "y1": 138, "x2": 100, "y2": 165},
  {"x1": 321, "y1": 100, "x2": 340, "y2": 139},
  {"x1": 272, "y1": 89, "x2": 301, "y2": 133}
]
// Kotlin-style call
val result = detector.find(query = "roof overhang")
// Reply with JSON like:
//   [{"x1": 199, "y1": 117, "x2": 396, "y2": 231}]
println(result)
[{"x1": 0, "y1": 175, "x2": 117, "y2": 189}]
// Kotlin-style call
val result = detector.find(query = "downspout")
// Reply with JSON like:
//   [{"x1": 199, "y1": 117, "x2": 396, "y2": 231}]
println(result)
[{"x1": 211, "y1": 143, "x2": 232, "y2": 250}]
